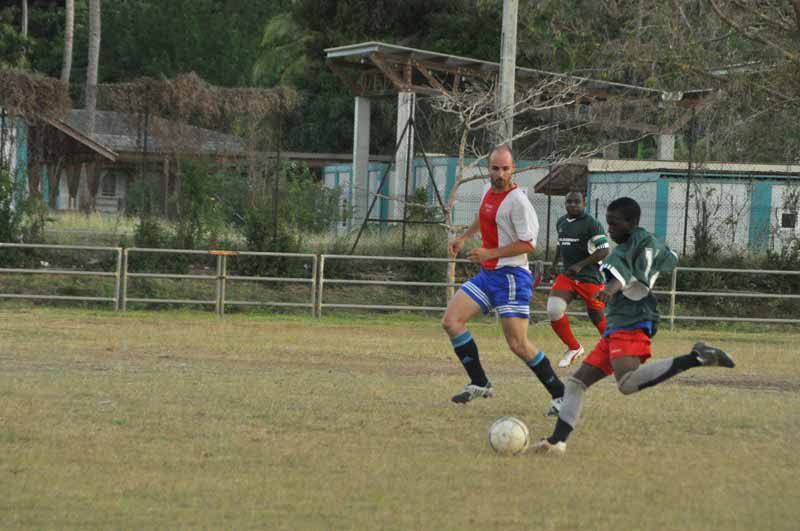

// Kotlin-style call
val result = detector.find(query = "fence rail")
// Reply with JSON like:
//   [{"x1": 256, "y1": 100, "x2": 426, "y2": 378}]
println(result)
[{"x1": 1, "y1": 243, "x2": 799, "y2": 326}]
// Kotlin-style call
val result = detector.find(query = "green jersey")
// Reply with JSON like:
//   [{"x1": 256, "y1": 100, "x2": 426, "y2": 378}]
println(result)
[
  {"x1": 600, "y1": 227, "x2": 678, "y2": 334},
  {"x1": 556, "y1": 212, "x2": 610, "y2": 284}
]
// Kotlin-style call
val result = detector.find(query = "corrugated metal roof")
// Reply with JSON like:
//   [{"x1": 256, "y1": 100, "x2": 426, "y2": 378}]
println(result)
[
  {"x1": 64, "y1": 110, "x2": 245, "y2": 156},
  {"x1": 325, "y1": 41, "x2": 712, "y2": 102},
  {"x1": 587, "y1": 159, "x2": 800, "y2": 175}
]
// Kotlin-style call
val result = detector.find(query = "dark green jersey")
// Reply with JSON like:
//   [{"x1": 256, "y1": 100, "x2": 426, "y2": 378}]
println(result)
[
  {"x1": 556, "y1": 212, "x2": 610, "y2": 284},
  {"x1": 600, "y1": 227, "x2": 678, "y2": 333}
]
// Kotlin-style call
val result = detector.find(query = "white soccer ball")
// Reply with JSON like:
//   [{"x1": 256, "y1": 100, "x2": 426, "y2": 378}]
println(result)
[{"x1": 488, "y1": 416, "x2": 530, "y2": 455}]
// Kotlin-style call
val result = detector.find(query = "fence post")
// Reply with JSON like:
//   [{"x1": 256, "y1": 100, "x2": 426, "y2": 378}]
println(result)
[
  {"x1": 121, "y1": 248, "x2": 129, "y2": 312},
  {"x1": 113, "y1": 247, "x2": 123, "y2": 311},
  {"x1": 310, "y1": 254, "x2": 318, "y2": 318},
  {"x1": 669, "y1": 267, "x2": 678, "y2": 331},
  {"x1": 316, "y1": 255, "x2": 325, "y2": 319},
  {"x1": 215, "y1": 254, "x2": 224, "y2": 317},
  {"x1": 220, "y1": 255, "x2": 228, "y2": 317}
]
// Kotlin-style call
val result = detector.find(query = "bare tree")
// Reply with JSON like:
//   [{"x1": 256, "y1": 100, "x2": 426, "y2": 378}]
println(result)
[
  {"x1": 61, "y1": 0, "x2": 75, "y2": 85},
  {"x1": 429, "y1": 76, "x2": 651, "y2": 293}
]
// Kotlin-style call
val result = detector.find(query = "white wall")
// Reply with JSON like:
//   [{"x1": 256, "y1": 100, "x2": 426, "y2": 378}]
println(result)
[
  {"x1": 771, "y1": 183, "x2": 800, "y2": 253},
  {"x1": 589, "y1": 181, "x2": 657, "y2": 233},
  {"x1": 666, "y1": 181, "x2": 751, "y2": 252}
]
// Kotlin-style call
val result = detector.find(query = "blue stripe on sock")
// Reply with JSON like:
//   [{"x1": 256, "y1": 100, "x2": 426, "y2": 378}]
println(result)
[
  {"x1": 451, "y1": 331, "x2": 473, "y2": 348},
  {"x1": 527, "y1": 351, "x2": 545, "y2": 367}
]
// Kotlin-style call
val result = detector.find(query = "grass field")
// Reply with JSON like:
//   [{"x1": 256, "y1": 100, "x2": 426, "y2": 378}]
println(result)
[{"x1": 1, "y1": 307, "x2": 798, "y2": 530}]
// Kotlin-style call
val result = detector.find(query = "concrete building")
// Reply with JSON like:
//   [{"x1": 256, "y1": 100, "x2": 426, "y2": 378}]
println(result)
[{"x1": 536, "y1": 159, "x2": 800, "y2": 254}]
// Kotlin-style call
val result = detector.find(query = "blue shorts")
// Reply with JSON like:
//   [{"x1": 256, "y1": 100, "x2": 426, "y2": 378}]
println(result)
[{"x1": 460, "y1": 266, "x2": 533, "y2": 318}]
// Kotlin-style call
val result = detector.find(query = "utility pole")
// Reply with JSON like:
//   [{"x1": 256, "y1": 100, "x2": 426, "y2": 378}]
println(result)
[
  {"x1": 682, "y1": 108, "x2": 696, "y2": 256},
  {"x1": 498, "y1": 0, "x2": 518, "y2": 146}
]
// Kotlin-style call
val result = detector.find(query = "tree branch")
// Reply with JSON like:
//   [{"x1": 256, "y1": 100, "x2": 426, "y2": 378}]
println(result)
[{"x1": 708, "y1": 0, "x2": 800, "y2": 63}]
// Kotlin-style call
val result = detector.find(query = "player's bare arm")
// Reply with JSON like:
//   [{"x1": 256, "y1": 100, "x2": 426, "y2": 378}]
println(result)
[
  {"x1": 566, "y1": 247, "x2": 610, "y2": 275},
  {"x1": 550, "y1": 243, "x2": 560, "y2": 280},
  {"x1": 448, "y1": 217, "x2": 480, "y2": 257},
  {"x1": 595, "y1": 277, "x2": 622, "y2": 303},
  {"x1": 467, "y1": 240, "x2": 534, "y2": 263}
]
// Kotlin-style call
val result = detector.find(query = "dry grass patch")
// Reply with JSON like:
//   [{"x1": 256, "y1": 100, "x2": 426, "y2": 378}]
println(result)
[{"x1": 1, "y1": 307, "x2": 798, "y2": 530}]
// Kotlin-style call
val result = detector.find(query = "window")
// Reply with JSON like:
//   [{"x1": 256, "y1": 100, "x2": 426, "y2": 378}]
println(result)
[
  {"x1": 781, "y1": 212, "x2": 797, "y2": 229},
  {"x1": 101, "y1": 174, "x2": 116, "y2": 197}
]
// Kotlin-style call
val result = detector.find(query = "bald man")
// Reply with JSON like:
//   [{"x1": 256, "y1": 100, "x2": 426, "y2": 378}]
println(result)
[{"x1": 442, "y1": 145, "x2": 564, "y2": 415}]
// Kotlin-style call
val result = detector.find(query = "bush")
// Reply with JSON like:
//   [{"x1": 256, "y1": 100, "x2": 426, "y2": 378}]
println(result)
[
  {"x1": 0, "y1": 170, "x2": 50, "y2": 267},
  {"x1": 126, "y1": 217, "x2": 190, "y2": 274},
  {"x1": 235, "y1": 202, "x2": 302, "y2": 277},
  {"x1": 677, "y1": 249, "x2": 800, "y2": 318},
  {"x1": 171, "y1": 159, "x2": 233, "y2": 250}
]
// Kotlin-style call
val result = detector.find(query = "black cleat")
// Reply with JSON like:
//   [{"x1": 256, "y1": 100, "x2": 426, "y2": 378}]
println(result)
[{"x1": 692, "y1": 342, "x2": 735, "y2": 368}]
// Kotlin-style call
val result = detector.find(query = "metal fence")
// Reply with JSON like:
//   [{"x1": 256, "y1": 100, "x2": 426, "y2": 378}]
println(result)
[
  {"x1": 0, "y1": 243, "x2": 317, "y2": 316},
  {"x1": 1, "y1": 243, "x2": 799, "y2": 327}
]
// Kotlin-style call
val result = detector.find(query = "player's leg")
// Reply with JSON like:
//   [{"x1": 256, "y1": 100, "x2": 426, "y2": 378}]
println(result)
[
  {"x1": 500, "y1": 316, "x2": 564, "y2": 404},
  {"x1": 587, "y1": 308, "x2": 606, "y2": 334},
  {"x1": 549, "y1": 275, "x2": 584, "y2": 367},
  {"x1": 579, "y1": 282, "x2": 607, "y2": 335},
  {"x1": 532, "y1": 361, "x2": 607, "y2": 455},
  {"x1": 442, "y1": 284, "x2": 492, "y2": 403},
  {"x1": 612, "y1": 341, "x2": 735, "y2": 395}
]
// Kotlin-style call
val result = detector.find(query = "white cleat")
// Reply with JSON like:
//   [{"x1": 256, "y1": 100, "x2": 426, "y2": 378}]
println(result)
[
  {"x1": 558, "y1": 346, "x2": 585, "y2": 368},
  {"x1": 451, "y1": 382, "x2": 493, "y2": 404},
  {"x1": 546, "y1": 397, "x2": 563, "y2": 417},
  {"x1": 530, "y1": 438, "x2": 567, "y2": 455}
]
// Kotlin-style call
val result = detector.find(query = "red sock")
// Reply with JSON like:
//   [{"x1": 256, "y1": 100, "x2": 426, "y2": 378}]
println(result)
[
  {"x1": 550, "y1": 315, "x2": 580, "y2": 350},
  {"x1": 595, "y1": 316, "x2": 607, "y2": 335}
]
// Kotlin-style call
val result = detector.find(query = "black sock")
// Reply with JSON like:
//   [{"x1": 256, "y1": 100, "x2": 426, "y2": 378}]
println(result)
[
  {"x1": 548, "y1": 418, "x2": 573, "y2": 444},
  {"x1": 637, "y1": 353, "x2": 701, "y2": 391},
  {"x1": 450, "y1": 331, "x2": 489, "y2": 387},
  {"x1": 527, "y1": 352, "x2": 564, "y2": 399}
]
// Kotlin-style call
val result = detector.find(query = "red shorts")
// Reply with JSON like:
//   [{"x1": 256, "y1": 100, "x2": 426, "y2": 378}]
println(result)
[
  {"x1": 552, "y1": 274, "x2": 605, "y2": 311},
  {"x1": 584, "y1": 329, "x2": 652, "y2": 376}
]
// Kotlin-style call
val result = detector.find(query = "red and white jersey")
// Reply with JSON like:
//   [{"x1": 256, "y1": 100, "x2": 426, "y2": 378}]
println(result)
[{"x1": 478, "y1": 184, "x2": 539, "y2": 270}]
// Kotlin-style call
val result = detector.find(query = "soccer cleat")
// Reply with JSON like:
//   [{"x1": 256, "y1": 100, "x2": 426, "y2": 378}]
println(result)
[
  {"x1": 546, "y1": 397, "x2": 564, "y2": 417},
  {"x1": 451, "y1": 382, "x2": 493, "y2": 404},
  {"x1": 692, "y1": 342, "x2": 736, "y2": 368},
  {"x1": 557, "y1": 345, "x2": 585, "y2": 368},
  {"x1": 530, "y1": 438, "x2": 566, "y2": 455}
]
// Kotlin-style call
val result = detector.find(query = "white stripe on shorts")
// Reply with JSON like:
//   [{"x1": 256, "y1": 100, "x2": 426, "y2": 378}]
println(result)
[{"x1": 462, "y1": 282, "x2": 490, "y2": 308}]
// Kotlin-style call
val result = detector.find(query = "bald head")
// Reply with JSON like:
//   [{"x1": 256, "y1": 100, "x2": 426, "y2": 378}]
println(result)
[
  {"x1": 488, "y1": 145, "x2": 515, "y2": 192},
  {"x1": 491, "y1": 144, "x2": 514, "y2": 160}
]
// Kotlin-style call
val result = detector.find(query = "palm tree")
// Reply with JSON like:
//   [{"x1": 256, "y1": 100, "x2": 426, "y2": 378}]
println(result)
[
  {"x1": 85, "y1": 0, "x2": 101, "y2": 138},
  {"x1": 61, "y1": 0, "x2": 75, "y2": 85}
]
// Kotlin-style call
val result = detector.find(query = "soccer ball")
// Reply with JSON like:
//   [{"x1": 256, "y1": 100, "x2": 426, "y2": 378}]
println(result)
[{"x1": 488, "y1": 416, "x2": 530, "y2": 455}]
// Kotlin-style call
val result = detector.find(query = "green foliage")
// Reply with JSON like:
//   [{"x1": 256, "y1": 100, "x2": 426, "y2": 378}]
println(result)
[
  {"x1": 406, "y1": 187, "x2": 443, "y2": 224},
  {"x1": 278, "y1": 162, "x2": 342, "y2": 232},
  {"x1": 0, "y1": 170, "x2": 50, "y2": 267},
  {"x1": 255, "y1": 0, "x2": 503, "y2": 153},
  {"x1": 404, "y1": 226, "x2": 448, "y2": 284},
  {"x1": 679, "y1": 249, "x2": 800, "y2": 319},
  {"x1": 238, "y1": 203, "x2": 300, "y2": 277},
  {"x1": 100, "y1": 0, "x2": 283, "y2": 87},
  {"x1": 171, "y1": 160, "x2": 229, "y2": 250},
  {"x1": 0, "y1": 7, "x2": 31, "y2": 70},
  {"x1": 128, "y1": 217, "x2": 189, "y2": 275},
  {"x1": 0, "y1": 168, "x2": 23, "y2": 243},
  {"x1": 125, "y1": 174, "x2": 162, "y2": 219}
]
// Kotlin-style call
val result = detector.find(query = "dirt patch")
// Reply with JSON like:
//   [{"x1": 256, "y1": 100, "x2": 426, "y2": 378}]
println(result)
[{"x1": 675, "y1": 374, "x2": 800, "y2": 392}]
